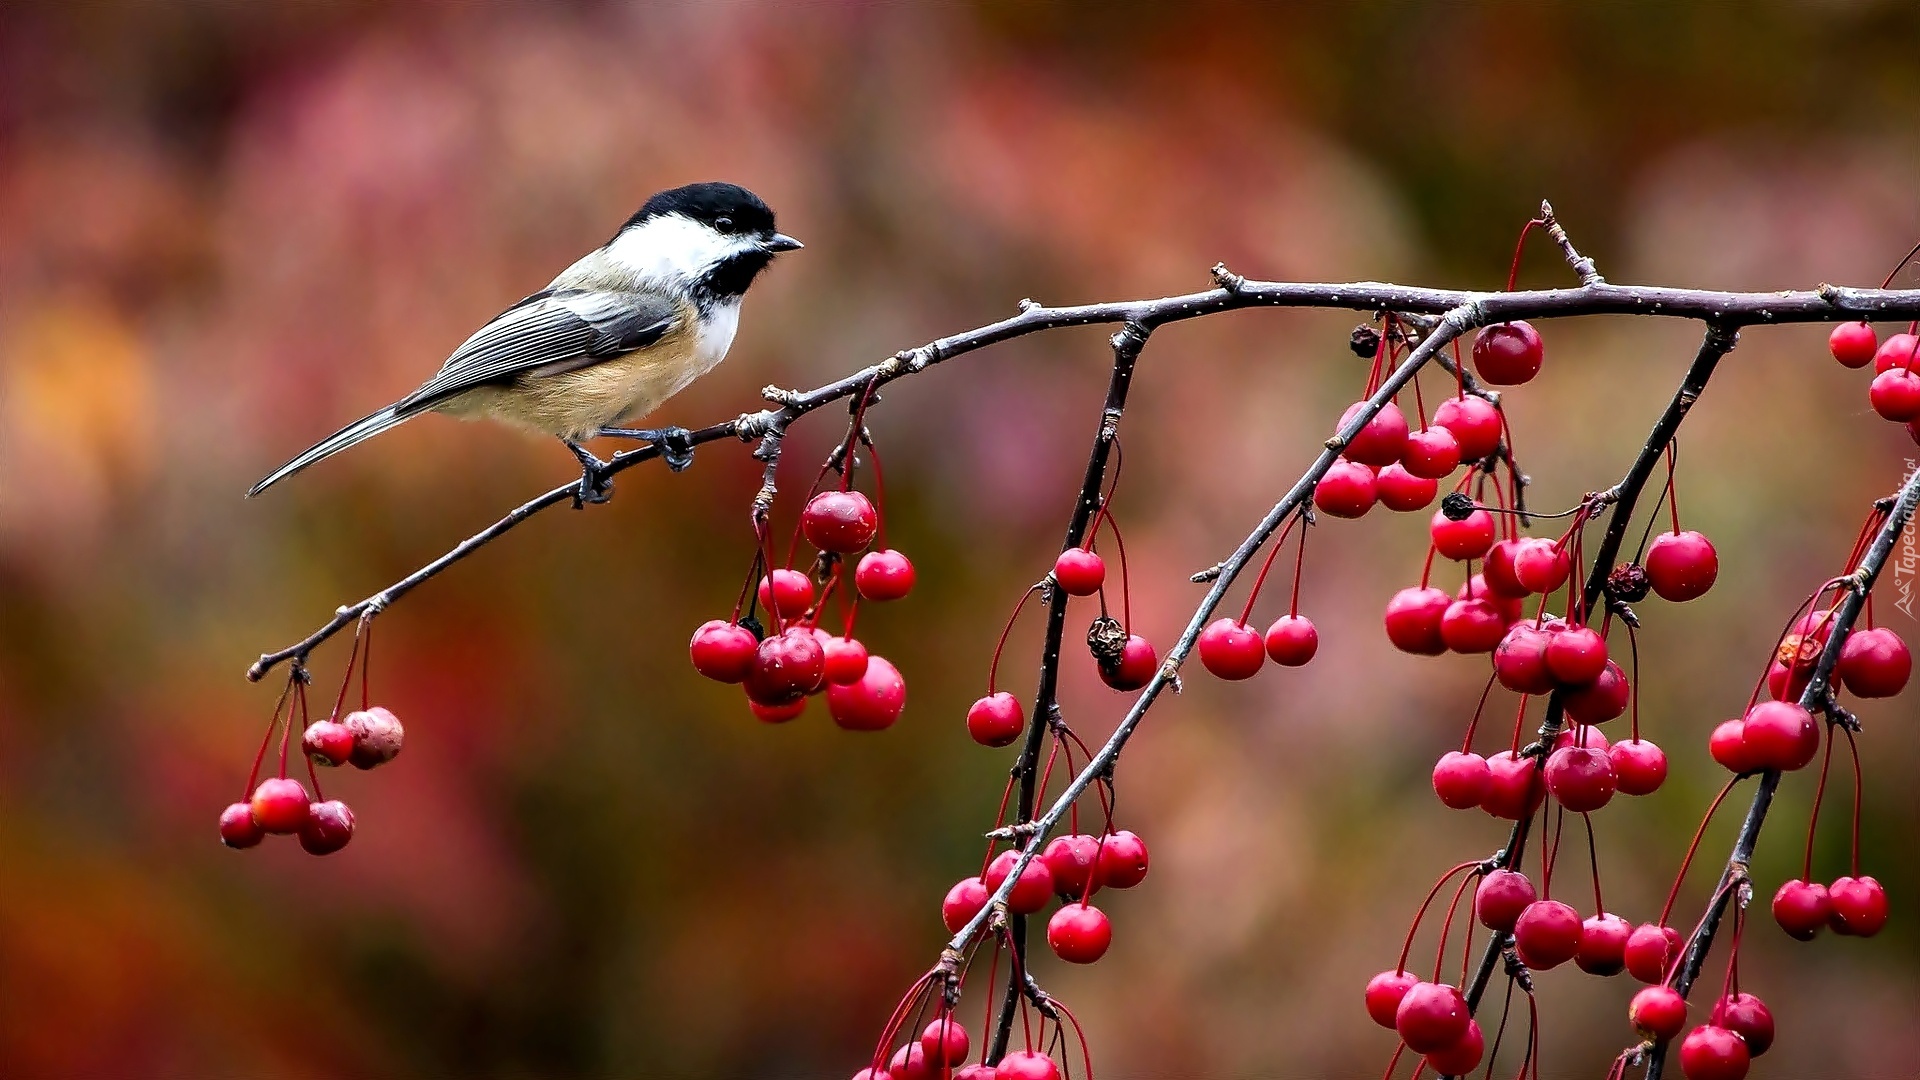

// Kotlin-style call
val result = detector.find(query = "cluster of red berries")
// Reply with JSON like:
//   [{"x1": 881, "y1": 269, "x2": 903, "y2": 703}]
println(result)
[
  {"x1": 1831, "y1": 322, "x2": 1920, "y2": 443},
  {"x1": 689, "y1": 469, "x2": 915, "y2": 730},
  {"x1": 854, "y1": 1015, "x2": 987, "y2": 1080},
  {"x1": 219, "y1": 704, "x2": 402, "y2": 856},
  {"x1": 940, "y1": 830, "x2": 1149, "y2": 966},
  {"x1": 1629, "y1": 986, "x2": 1776, "y2": 1080}
]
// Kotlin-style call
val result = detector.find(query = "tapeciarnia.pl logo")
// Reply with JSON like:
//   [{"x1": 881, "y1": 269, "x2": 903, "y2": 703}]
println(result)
[{"x1": 1896, "y1": 459, "x2": 1918, "y2": 620}]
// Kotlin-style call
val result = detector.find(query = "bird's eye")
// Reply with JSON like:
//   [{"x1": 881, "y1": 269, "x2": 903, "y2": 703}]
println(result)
[{"x1": 714, "y1": 216, "x2": 734, "y2": 232}]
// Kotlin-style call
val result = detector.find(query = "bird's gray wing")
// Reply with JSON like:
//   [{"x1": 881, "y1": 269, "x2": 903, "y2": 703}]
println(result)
[{"x1": 393, "y1": 289, "x2": 679, "y2": 415}]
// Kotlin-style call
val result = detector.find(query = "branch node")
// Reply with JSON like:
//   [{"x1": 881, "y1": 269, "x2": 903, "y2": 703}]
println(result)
[
  {"x1": 1210, "y1": 263, "x2": 1246, "y2": 294},
  {"x1": 1017, "y1": 297, "x2": 1040, "y2": 313},
  {"x1": 1190, "y1": 562, "x2": 1225, "y2": 584},
  {"x1": 761, "y1": 385, "x2": 802, "y2": 408},
  {"x1": 1540, "y1": 200, "x2": 1605, "y2": 286}
]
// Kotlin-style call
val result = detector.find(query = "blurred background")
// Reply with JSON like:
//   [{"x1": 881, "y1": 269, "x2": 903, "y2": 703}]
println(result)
[{"x1": 2, "y1": 2, "x2": 1917, "y2": 1077}]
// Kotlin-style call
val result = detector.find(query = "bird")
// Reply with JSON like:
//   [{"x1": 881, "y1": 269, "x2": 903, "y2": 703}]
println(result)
[{"x1": 248, "y1": 181, "x2": 801, "y2": 502}]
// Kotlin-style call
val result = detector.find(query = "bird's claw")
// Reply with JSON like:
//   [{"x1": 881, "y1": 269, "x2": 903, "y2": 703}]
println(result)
[{"x1": 656, "y1": 427, "x2": 694, "y2": 472}]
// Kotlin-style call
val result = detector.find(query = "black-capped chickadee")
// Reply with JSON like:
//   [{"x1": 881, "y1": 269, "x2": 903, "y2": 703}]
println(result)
[{"x1": 248, "y1": 181, "x2": 800, "y2": 499}]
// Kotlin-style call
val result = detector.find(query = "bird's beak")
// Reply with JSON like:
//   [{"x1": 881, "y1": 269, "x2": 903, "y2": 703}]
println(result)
[{"x1": 762, "y1": 233, "x2": 804, "y2": 253}]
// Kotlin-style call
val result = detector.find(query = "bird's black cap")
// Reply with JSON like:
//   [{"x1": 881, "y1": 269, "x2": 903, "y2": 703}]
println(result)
[{"x1": 626, "y1": 181, "x2": 777, "y2": 237}]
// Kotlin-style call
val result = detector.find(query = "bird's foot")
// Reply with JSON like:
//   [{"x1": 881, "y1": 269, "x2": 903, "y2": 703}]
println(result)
[
  {"x1": 563, "y1": 439, "x2": 615, "y2": 508},
  {"x1": 598, "y1": 425, "x2": 695, "y2": 472}
]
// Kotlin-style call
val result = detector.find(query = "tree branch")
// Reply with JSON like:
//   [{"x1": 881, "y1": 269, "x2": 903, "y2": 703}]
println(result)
[
  {"x1": 1637, "y1": 465, "x2": 1920, "y2": 1080},
  {"x1": 1460, "y1": 322, "x2": 1740, "y2": 1021},
  {"x1": 248, "y1": 278, "x2": 1920, "y2": 681}
]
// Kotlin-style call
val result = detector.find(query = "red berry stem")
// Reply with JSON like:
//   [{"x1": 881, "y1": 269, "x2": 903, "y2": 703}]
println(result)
[
  {"x1": 1878, "y1": 238, "x2": 1920, "y2": 290},
  {"x1": 1624, "y1": 622, "x2": 1643, "y2": 741},
  {"x1": 1460, "y1": 674, "x2": 1498, "y2": 753},
  {"x1": 1581, "y1": 812, "x2": 1605, "y2": 916},
  {"x1": 1801, "y1": 722, "x2": 1835, "y2": 882},
  {"x1": 1842, "y1": 726, "x2": 1864, "y2": 876},
  {"x1": 867, "y1": 968, "x2": 938, "y2": 1074},
  {"x1": 1433, "y1": 868, "x2": 1480, "y2": 982},
  {"x1": 1051, "y1": 997, "x2": 1095, "y2": 1080},
  {"x1": 1656, "y1": 776, "x2": 1741, "y2": 927},
  {"x1": 1503, "y1": 217, "x2": 1548, "y2": 294},
  {"x1": 988, "y1": 584, "x2": 1045, "y2": 695},
  {"x1": 864, "y1": 438, "x2": 892, "y2": 549},
  {"x1": 1235, "y1": 512, "x2": 1304, "y2": 625},
  {"x1": 1288, "y1": 517, "x2": 1310, "y2": 618},
  {"x1": 359, "y1": 614, "x2": 374, "y2": 711},
  {"x1": 1095, "y1": 509, "x2": 1134, "y2": 633},
  {"x1": 1394, "y1": 860, "x2": 1484, "y2": 972},
  {"x1": 1377, "y1": 1041, "x2": 1407, "y2": 1080},
  {"x1": 1663, "y1": 441, "x2": 1681, "y2": 536},
  {"x1": 1508, "y1": 695, "x2": 1532, "y2": 755},
  {"x1": 1451, "y1": 339, "x2": 1468, "y2": 400},
  {"x1": 296, "y1": 682, "x2": 326, "y2": 802},
  {"x1": 1539, "y1": 804, "x2": 1563, "y2": 900},
  {"x1": 1716, "y1": 904, "x2": 1746, "y2": 1002},
  {"x1": 243, "y1": 674, "x2": 298, "y2": 798}
]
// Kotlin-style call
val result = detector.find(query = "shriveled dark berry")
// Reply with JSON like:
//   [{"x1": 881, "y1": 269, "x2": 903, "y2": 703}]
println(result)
[{"x1": 1606, "y1": 563, "x2": 1650, "y2": 603}]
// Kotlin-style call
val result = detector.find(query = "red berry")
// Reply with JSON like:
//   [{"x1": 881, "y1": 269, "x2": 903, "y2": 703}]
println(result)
[
  {"x1": 1401, "y1": 426, "x2": 1462, "y2": 479},
  {"x1": 1645, "y1": 531, "x2": 1718, "y2": 602},
  {"x1": 1475, "y1": 869, "x2": 1536, "y2": 931},
  {"x1": 1433, "y1": 395, "x2": 1504, "y2": 461},
  {"x1": 1625, "y1": 923, "x2": 1682, "y2": 984},
  {"x1": 1565, "y1": 660, "x2": 1629, "y2": 724},
  {"x1": 1374, "y1": 463, "x2": 1437, "y2": 512},
  {"x1": 1544, "y1": 745, "x2": 1616, "y2": 812},
  {"x1": 967, "y1": 692, "x2": 1025, "y2": 747},
  {"x1": 1630, "y1": 985, "x2": 1689, "y2": 1041},
  {"x1": 1198, "y1": 618, "x2": 1265, "y2": 680},
  {"x1": 1873, "y1": 331, "x2": 1920, "y2": 372},
  {"x1": 744, "y1": 627, "x2": 828, "y2": 705},
  {"x1": 802, "y1": 489, "x2": 879, "y2": 553},
  {"x1": 1440, "y1": 598, "x2": 1507, "y2": 653},
  {"x1": 1482, "y1": 751, "x2": 1545, "y2": 820},
  {"x1": 1459, "y1": 574, "x2": 1524, "y2": 622},
  {"x1": 1771, "y1": 878, "x2": 1830, "y2": 940},
  {"x1": 826, "y1": 655, "x2": 906, "y2": 731},
  {"x1": 1766, "y1": 660, "x2": 1811, "y2": 703},
  {"x1": 850, "y1": 1069, "x2": 888, "y2": 1080},
  {"x1": 994, "y1": 1050, "x2": 1060, "y2": 1080},
  {"x1": 1552, "y1": 724, "x2": 1609, "y2": 753},
  {"x1": 1041, "y1": 834, "x2": 1101, "y2": 899},
  {"x1": 984, "y1": 850, "x2": 1054, "y2": 914},
  {"x1": 816, "y1": 631, "x2": 871, "y2": 685},
  {"x1": 1871, "y1": 367, "x2": 1920, "y2": 421},
  {"x1": 1494, "y1": 623, "x2": 1556, "y2": 694},
  {"x1": 1365, "y1": 969, "x2": 1420, "y2": 1028},
  {"x1": 759, "y1": 568, "x2": 816, "y2": 617},
  {"x1": 1383, "y1": 586, "x2": 1450, "y2": 655},
  {"x1": 1098, "y1": 635, "x2": 1158, "y2": 691},
  {"x1": 1432, "y1": 751, "x2": 1491, "y2": 810},
  {"x1": 1829, "y1": 321, "x2": 1878, "y2": 367},
  {"x1": 748, "y1": 695, "x2": 806, "y2": 723},
  {"x1": 920, "y1": 1017, "x2": 970, "y2": 1067},
  {"x1": 1610, "y1": 738, "x2": 1669, "y2": 796},
  {"x1": 855, "y1": 549, "x2": 915, "y2": 601},
  {"x1": 942, "y1": 877, "x2": 989, "y2": 933},
  {"x1": 1513, "y1": 899, "x2": 1583, "y2": 970},
  {"x1": 1545, "y1": 625, "x2": 1608, "y2": 686},
  {"x1": 953, "y1": 1066, "x2": 995, "y2": 1080},
  {"x1": 1096, "y1": 830, "x2": 1149, "y2": 888},
  {"x1": 1482, "y1": 538, "x2": 1530, "y2": 597},
  {"x1": 889, "y1": 1043, "x2": 932, "y2": 1080},
  {"x1": 344, "y1": 706, "x2": 404, "y2": 769},
  {"x1": 1394, "y1": 981, "x2": 1470, "y2": 1054},
  {"x1": 249, "y1": 777, "x2": 310, "y2": 834},
  {"x1": 219, "y1": 802, "x2": 264, "y2": 849},
  {"x1": 1339, "y1": 400, "x2": 1410, "y2": 467},
  {"x1": 1431, "y1": 508, "x2": 1496, "y2": 561},
  {"x1": 690, "y1": 620, "x2": 759, "y2": 683},
  {"x1": 1678, "y1": 1024, "x2": 1750, "y2": 1080},
  {"x1": 1263, "y1": 614, "x2": 1319, "y2": 666},
  {"x1": 1053, "y1": 548, "x2": 1106, "y2": 596},
  {"x1": 1710, "y1": 993, "x2": 1774, "y2": 1056},
  {"x1": 1708, "y1": 718, "x2": 1758, "y2": 774},
  {"x1": 1472, "y1": 321, "x2": 1544, "y2": 385},
  {"x1": 1828, "y1": 875, "x2": 1889, "y2": 936},
  {"x1": 298, "y1": 799, "x2": 355, "y2": 856},
  {"x1": 1423, "y1": 1019, "x2": 1485, "y2": 1076},
  {"x1": 1512, "y1": 538, "x2": 1571, "y2": 594},
  {"x1": 1577, "y1": 913, "x2": 1631, "y2": 976},
  {"x1": 1314, "y1": 459, "x2": 1377, "y2": 518},
  {"x1": 1740, "y1": 701, "x2": 1818, "y2": 771},
  {"x1": 1838, "y1": 626, "x2": 1911, "y2": 697},
  {"x1": 1046, "y1": 902, "x2": 1112, "y2": 963},
  {"x1": 302, "y1": 720, "x2": 355, "y2": 767}
]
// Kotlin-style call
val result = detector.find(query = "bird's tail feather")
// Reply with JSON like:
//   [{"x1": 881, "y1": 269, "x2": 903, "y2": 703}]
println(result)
[{"x1": 247, "y1": 405, "x2": 411, "y2": 497}]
